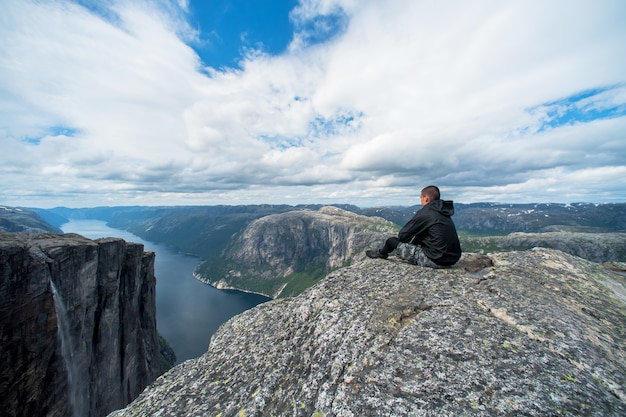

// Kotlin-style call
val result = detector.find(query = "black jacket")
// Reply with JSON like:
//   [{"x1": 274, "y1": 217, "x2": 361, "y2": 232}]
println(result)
[{"x1": 398, "y1": 199, "x2": 462, "y2": 266}]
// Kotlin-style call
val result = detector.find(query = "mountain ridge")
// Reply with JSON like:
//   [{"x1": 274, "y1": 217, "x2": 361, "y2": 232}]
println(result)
[
  {"x1": 462, "y1": 230, "x2": 626, "y2": 263},
  {"x1": 6, "y1": 203, "x2": 625, "y2": 298},
  {"x1": 0, "y1": 206, "x2": 61, "y2": 233},
  {"x1": 195, "y1": 206, "x2": 397, "y2": 298}
]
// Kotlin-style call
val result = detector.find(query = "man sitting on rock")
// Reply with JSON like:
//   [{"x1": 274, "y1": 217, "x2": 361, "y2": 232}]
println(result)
[{"x1": 366, "y1": 185, "x2": 462, "y2": 268}]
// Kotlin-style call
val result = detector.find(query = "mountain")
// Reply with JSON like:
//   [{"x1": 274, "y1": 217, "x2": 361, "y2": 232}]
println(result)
[
  {"x1": 38, "y1": 203, "x2": 626, "y2": 252},
  {"x1": 195, "y1": 206, "x2": 626, "y2": 298},
  {"x1": 461, "y1": 231, "x2": 626, "y2": 263},
  {"x1": 195, "y1": 206, "x2": 398, "y2": 298},
  {"x1": 32, "y1": 203, "x2": 626, "y2": 298},
  {"x1": 0, "y1": 206, "x2": 62, "y2": 233},
  {"x1": 364, "y1": 202, "x2": 626, "y2": 234},
  {"x1": 40, "y1": 203, "x2": 626, "y2": 253},
  {"x1": 43, "y1": 204, "x2": 339, "y2": 259},
  {"x1": 451, "y1": 202, "x2": 626, "y2": 233},
  {"x1": 0, "y1": 232, "x2": 164, "y2": 417},
  {"x1": 109, "y1": 249, "x2": 626, "y2": 416}
]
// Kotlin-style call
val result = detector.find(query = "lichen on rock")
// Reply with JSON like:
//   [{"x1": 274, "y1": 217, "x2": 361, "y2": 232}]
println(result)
[{"x1": 110, "y1": 248, "x2": 626, "y2": 417}]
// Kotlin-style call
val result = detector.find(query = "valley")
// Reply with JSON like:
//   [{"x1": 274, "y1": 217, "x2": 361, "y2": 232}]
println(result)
[{"x1": 27, "y1": 202, "x2": 626, "y2": 297}]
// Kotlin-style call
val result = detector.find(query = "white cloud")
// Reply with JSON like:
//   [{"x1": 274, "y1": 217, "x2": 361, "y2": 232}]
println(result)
[{"x1": 1, "y1": 0, "x2": 625, "y2": 207}]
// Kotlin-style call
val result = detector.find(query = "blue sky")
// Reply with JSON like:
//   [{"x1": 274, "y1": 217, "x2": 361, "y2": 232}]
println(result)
[
  {"x1": 1, "y1": 0, "x2": 625, "y2": 208},
  {"x1": 179, "y1": 0, "x2": 297, "y2": 69}
]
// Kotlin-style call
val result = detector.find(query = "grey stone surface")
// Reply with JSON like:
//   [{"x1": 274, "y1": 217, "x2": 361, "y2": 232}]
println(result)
[
  {"x1": 0, "y1": 232, "x2": 162, "y2": 417},
  {"x1": 110, "y1": 248, "x2": 626, "y2": 416}
]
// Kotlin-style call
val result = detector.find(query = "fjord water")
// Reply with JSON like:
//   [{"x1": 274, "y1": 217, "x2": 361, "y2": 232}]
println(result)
[{"x1": 61, "y1": 219, "x2": 270, "y2": 363}]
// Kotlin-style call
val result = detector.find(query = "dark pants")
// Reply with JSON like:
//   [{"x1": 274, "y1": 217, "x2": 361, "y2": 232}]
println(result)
[
  {"x1": 381, "y1": 237, "x2": 444, "y2": 268},
  {"x1": 381, "y1": 237, "x2": 400, "y2": 256}
]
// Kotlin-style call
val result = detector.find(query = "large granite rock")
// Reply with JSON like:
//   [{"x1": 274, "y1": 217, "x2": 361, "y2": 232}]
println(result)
[
  {"x1": 110, "y1": 249, "x2": 626, "y2": 416},
  {"x1": 0, "y1": 232, "x2": 162, "y2": 417}
]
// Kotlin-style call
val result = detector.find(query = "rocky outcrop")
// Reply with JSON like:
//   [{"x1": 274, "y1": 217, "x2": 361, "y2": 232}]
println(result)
[
  {"x1": 196, "y1": 206, "x2": 398, "y2": 298},
  {"x1": 461, "y1": 231, "x2": 626, "y2": 263},
  {"x1": 0, "y1": 232, "x2": 163, "y2": 417},
  {"x1": 110, "y1": 249, "x2": 626, "y2": 417}
]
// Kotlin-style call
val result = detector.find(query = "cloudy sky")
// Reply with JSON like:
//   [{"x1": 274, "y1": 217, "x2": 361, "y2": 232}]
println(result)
[{"x1": 1, "y1": 0, "x2": 625, "y2": 208}]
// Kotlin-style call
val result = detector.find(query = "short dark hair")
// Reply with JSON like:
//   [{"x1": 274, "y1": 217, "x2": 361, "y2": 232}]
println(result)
[{"x1": 421, "y1": 185, "x2": 440, "y2": 200}]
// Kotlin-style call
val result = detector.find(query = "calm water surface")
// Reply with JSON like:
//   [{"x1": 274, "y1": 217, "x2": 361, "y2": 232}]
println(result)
[{"x1": 61, "y1": 219, "x2": 270, "y2": 363}]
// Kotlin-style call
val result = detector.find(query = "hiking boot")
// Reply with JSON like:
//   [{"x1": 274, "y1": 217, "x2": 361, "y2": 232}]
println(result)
[{"x1": 366, "y1": 249, "x2": 388, "y2": 259}]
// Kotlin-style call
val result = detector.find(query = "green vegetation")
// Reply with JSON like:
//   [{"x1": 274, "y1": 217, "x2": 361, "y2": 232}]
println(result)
[
  {"x1": 459, "y1": 234, "x2": 530, "y2": 254},
  {"x1": 197, "y1": 259, "x2": 329, "y2": 299},
  {"x1": 278, "y1": 268, "x2": 325, "y2": 298},
  {"x1": 158, "y1": 334, "x2": 176, "y2": 370}
]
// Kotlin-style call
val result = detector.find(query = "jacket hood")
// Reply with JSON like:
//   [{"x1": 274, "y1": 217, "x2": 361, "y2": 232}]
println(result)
[{"x1": 428, "y1": 199, "x2": 455, "y2": 216}]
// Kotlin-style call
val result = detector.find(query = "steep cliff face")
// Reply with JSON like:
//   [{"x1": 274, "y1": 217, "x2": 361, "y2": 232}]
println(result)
[
  {"x1": 111, "y1": 249, "x2": 626, "y2": 417},
  {"x1": 196, "y1": 206, "x2": 398, "y2": 298},
  {"x1": 0, "y1": 232, "x2": 162, "y2": 417}
]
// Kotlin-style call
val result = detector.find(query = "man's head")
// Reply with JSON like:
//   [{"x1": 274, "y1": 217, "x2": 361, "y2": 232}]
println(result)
[{"x1": 420, "y1": 185, "x2": 440, "y2": 206}]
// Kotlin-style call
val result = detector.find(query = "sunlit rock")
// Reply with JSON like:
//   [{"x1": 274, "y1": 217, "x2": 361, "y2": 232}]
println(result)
[{"x1": 110, "y1": 249, "x2": 626, "y2": 416}]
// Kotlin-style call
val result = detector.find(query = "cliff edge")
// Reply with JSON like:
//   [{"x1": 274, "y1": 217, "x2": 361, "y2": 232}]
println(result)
[
  {"x1": 0, "y1": 232, "x2": 163, "y2": 417},
  {"x1": 110, "y1": 248, "x2": 626, "y2": 416}
]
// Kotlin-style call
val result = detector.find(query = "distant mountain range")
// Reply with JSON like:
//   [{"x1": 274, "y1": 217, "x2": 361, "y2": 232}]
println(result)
[
  {"x1": 20, "y1": 201, "x2": 626, "y2": 237},
  {"x1": 2, "y1": 202, "x2": 625, "y2": 297},
  {"x1": 0, "y1": 206, "x2": 61, "y2": 233},
  {"x1": 363, "y1": 202, "x2": 626, "y2": 233}
]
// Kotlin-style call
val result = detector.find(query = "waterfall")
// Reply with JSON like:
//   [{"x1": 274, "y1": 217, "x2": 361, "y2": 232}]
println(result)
[{"x1": 50, "y1": 281, "x2": 86, "y2": 417}]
